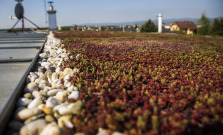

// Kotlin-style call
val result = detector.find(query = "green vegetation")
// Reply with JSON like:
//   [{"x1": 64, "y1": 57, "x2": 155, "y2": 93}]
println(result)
[{"x1": 140, "y1": 19, "x2": 157, "y2": 32}]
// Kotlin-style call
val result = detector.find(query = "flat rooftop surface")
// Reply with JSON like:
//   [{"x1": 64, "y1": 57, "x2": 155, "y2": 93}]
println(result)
[{"x1": 0, "y1": 31, "x2": 47, "y2": 111}]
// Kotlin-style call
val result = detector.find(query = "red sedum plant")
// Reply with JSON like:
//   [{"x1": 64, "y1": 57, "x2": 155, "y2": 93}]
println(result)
[{"x1": 54, "y1": 31, "x2": 223, "y2": 135}]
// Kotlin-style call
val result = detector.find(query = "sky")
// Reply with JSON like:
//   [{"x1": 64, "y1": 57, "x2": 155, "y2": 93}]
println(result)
[{"x1": 0, "y1": 0, "x2": 223, "y2": 29}]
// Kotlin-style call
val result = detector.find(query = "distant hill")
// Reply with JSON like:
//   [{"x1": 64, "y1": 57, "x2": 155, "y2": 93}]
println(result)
[{"x1": 77, "y1": 17, "x2": 222, "y2": 26}]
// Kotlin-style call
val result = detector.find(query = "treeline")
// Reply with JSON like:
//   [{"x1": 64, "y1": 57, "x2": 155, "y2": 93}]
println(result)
[{"x1": 198, "y1": 13, "x2": 223, "y2": 36}]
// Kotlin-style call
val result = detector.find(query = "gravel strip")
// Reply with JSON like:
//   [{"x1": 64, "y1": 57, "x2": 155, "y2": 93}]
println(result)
[{"x1": 7, "y1": 32, "x2": 81, "y2": 135}]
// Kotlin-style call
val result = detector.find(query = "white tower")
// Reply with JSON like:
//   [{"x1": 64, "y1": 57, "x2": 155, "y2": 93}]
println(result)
[
  {"x1": 158, "y1": 13, "x2": 162, "y2": 33},
  {"x1": 47, "y1": 1, "x2": 57, "y2": 31},
  {"x1": 122, "y1": 25, "x2": 125, "y2": 32}
]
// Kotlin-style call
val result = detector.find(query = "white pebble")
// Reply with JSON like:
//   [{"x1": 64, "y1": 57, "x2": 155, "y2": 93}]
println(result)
[
  {"x1": 68, "y1": 91, "x2": 79, "y2": 100},
  {"x1": 26, "y1": 72, "x2": 38, "y2": 83},
  {"x1": 45, "y1": 97, "x2": 61, "y2": 108},
  {"x1": 51, "y1": 79, "x2": 63, "y2": 89},
  {"x1": 112, "y1": 132, "x2": 125, "y2": 135},
  {"x1": 17, "y1": 98, "x2": 32, "y2": 107},
  {"x1": 17, "y1": 108, "x2": 42, "y2": 120},
  {"x1": 41, "y1": 62, "x2": 52, "y2": 69},
  {"x1": 20, "y1": 119, "x2": 47, "y2": 135},
  {"x1": 76, "y1": 54, "x2": 80, "y2": 59},
  {"x1": 67, "y1": 85, "x2": 78, "y2": 92},
  {"x1": 46, "y1": 71, "x2": 53, "y2": 83},
  {"x1": 38, "y1": 104, "x2": 45, "y2": 110},
  {"x1": 63, "y1": 68, "x2": 72, "y2": 76},
  {"x1": 64, "y1": 80, "x2": 71, "y2": 88},
  {"x1": 58, "y1": 116, "x2": 73, "y2": 128},
  {"x1": 30, "y1": 72, "x2": 38, "y2": 79},
  {"x1": 56, "y1": 48, "x2": 63, "y2": 54},
  {"x1": 39, "y1": 74, "x2": 47, "y2": 80},
  {"x1": 39, "y1": 53, "x2": 48, "y2": 59},
  {"x1": 40, "y1": 122, "x2": 61, "y2": 135},
  {"x1": 38, "y1": 84, "x2": 47, "y2": 90},
  {"x1": 53, "y1": 100, "x2": 82, "y2": 115},
  {"x1": 43, "y1": 87, "x2": 51, "y2": 93},
  {"x1": 24, "y1": 114, "x2": 45, "y2": 125},
  {"x1": 54, "y1": 91, "x2": 67, "y2": 102},
  {"x1": 64, "y1": 74, "x2": 72, "y2": 81},
  {"x1": 32, "y1": 91, "x2": 43, "y2": 99},
  {"x1": 53, "y1": 103, "x2": 70, "y2": 115},
  {"x1": 50, "y1": 50, "x2": 56, "y2": 57},
  {"x1": 73, "y1": 68, "x2": 80, "y2": 73},
  {"x1": 68, "y1": 101, "x2": 82, "y2": 114},
  {"x1": 24, "y1": 82, "x2": 39, "y2": 93},
  {"x1": 55, "y1": 67, "x2": 62, "y2": 73},
  {"x1": 52, "y1": 73, "x2": 59, "y2": 82},
  {"x1": 27, "y1": 98, "x2": 42, "y2": 109},
  {"x1": 47, "y1": 89, "x2": 63, "y2": 97}
]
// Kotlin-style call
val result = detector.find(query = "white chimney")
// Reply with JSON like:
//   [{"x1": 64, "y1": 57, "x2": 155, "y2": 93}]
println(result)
[
  {"x1": 47, "y1": 1, "x2": 58, "y2": 31},
  {"x1": 158, "y1": 13, "x2": 162, "y2": 33}
]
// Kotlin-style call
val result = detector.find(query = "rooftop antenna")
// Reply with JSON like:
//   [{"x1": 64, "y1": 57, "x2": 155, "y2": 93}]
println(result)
[
  {"x1": 44, "y1": 0, "x2": 48, "y2": 25},
  {"x1": 11, "y1": 0, "x2": 40, "y2": 32},
  {"x1": 48, "y1": 1, "x2": 53, "y2": 9}
]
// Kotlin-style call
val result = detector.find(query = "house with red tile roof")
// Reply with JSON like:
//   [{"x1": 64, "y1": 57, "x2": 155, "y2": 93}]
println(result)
[{"x1": 170, "y1": 21, "x2": 197, "y2": 35}]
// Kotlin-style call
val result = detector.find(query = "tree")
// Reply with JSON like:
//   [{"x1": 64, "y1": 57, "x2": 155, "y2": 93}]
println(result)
[
  {"x1": 197, "y1": 13, "x2": 211, "y2": 35},
  {"x1": 140, "y1": 19, "x2": 157, "y2": 32},
  {"x1": 74, "y1": 24, "x2": 78, "y2": 30},
  {"x1": 211, "y1": 18, "x2": 223, "y2": 35}
]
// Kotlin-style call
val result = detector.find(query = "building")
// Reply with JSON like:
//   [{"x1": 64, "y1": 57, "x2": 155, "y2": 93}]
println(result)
[{"x1": 170, "y1": 21, "x2": 197, "y2": 35}]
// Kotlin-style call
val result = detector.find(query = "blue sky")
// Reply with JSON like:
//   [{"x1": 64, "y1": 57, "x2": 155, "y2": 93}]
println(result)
[{"x1": 0, "y1": 0, "x2": 222, "y2": 29}]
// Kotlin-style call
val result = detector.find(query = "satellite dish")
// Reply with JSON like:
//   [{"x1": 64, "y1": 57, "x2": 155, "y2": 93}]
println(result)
[
  {"x1": 15, "y1": 3, "x2": 24, "y2": 19},
  {"x1": 11, "y1": 0, "x2": 40, "y2": 31},
  {"x1": 15, "y1": 0, "x2": 23, "y2": 2}
]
